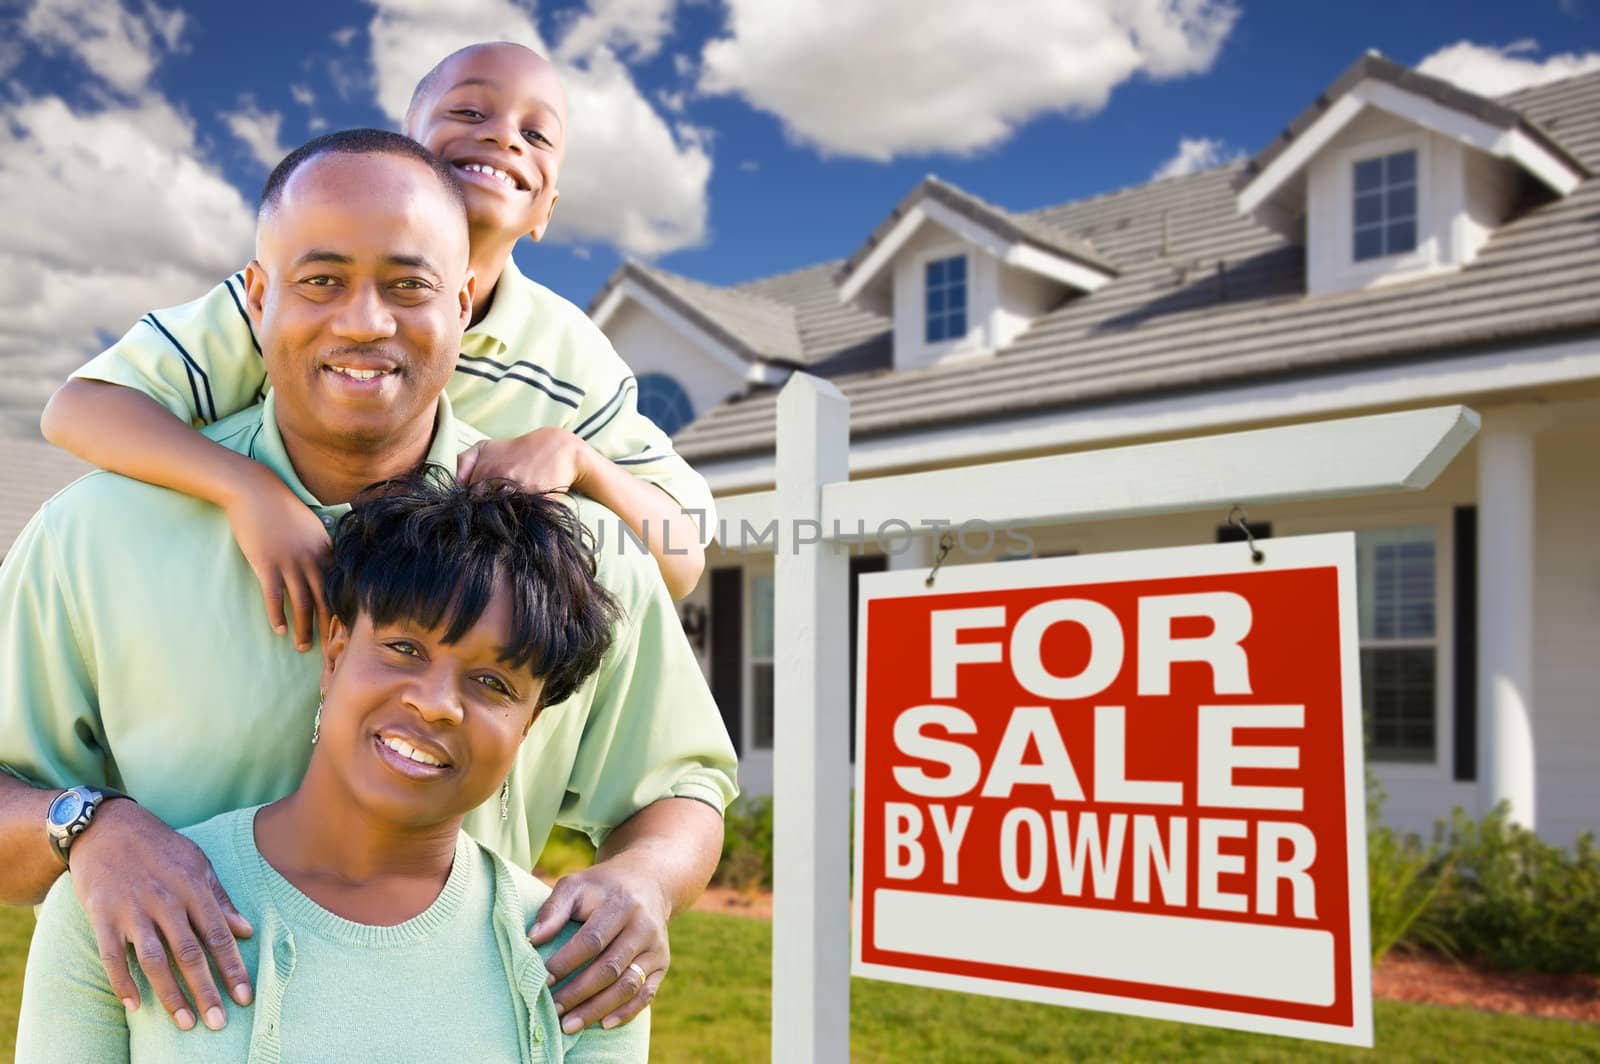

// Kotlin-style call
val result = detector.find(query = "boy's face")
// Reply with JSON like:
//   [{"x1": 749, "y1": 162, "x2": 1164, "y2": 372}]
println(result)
[{"x1": 407, "y1": 44, "x2": 566, "y2": 244}]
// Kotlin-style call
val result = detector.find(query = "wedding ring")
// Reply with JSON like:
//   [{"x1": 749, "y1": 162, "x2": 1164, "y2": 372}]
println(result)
[{"x1": 627, "y1": 961, "x2": 647, "y2": 984}]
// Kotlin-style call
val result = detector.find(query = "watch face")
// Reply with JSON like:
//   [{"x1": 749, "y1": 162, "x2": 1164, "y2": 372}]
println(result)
[{"x1": 49, "y1": 791, "x2": 86, "y2": 827}]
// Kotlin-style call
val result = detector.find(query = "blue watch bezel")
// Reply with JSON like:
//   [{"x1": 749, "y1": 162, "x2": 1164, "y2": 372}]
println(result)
[{"x1": 48, "y1": 788, "x2": 87, "y2": 828}]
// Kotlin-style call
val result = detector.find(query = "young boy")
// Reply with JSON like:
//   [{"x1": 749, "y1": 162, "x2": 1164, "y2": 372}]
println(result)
[{"x1": 42, "y1": 42, "x2": 710, "y2": 652}]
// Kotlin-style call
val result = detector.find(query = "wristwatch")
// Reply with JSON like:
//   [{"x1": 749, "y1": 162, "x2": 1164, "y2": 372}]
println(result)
[{"x1": 45, "y1": 785, "x2": 128, "y2": 866}]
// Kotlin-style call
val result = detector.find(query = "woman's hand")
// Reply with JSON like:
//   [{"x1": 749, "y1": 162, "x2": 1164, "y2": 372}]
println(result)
[
  {"x1": 528, "y1": 857, "x2": 672, "y2": 1033},
  {"x1": 68, "y1": 798, "x2": 254, "y2": 1031},
  {"x1": 222, "y1": 471, "x2": 331, "y2": 651},
  {"x1": 455, "y1": 428, "x2": 594, "y2": 495}
]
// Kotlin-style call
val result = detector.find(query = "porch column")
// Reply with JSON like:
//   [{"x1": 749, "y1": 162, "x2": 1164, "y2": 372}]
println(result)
[{"x1": 1475, "y1": 407, "x2": 1546, "y2": 827}]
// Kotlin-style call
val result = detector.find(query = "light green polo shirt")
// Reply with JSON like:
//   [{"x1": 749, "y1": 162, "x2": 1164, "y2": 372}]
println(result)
[
  {"x1": 70, "y1": 256, "x2": 716, "y2": 541},
  {"x1": 19, "y1": 808, "x2": 647, "y2": 1063},
  {"x1": 0, "y1": 393, "x2": 736, "y2": 868}
]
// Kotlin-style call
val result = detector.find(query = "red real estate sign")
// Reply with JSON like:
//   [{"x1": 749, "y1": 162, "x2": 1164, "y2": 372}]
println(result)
[{"x1": 851, "y1": 534, "x2": 1372, "y2": 1046}]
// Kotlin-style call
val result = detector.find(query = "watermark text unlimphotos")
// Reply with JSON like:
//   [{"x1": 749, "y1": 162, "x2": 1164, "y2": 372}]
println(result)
[{"x1": 586, "y1": 511, "x2": 1036, "y2": 559}]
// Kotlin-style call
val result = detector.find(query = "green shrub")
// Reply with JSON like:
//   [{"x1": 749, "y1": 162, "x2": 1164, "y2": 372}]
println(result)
[
  {"x1": 714, "y1": 795, "x2": 774, "y2": 892},
  {"x1": 1366, "y1": 778, "x2": 1454, "y2": 964},
  {"x1": 1428, "y1": 805, "x2": 1600, "y2": 974},
  {"x1": 535, "y1": 825, "x2": 596, "y2": 878}
]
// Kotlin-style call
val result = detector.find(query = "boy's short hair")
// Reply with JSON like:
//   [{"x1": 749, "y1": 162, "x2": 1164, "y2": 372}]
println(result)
[
  {"x1": 259, "y1": 128, "x2": 467, "y2": 224},
  {"x1": 326, "y1": 467, "x2": 618, "y2": 709}
]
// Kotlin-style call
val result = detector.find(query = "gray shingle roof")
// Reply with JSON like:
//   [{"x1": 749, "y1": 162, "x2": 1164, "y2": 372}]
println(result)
[
  {"x1": 666, "y1": 65, "x2": 1600, "y2": 464},
  {"x1": 591, "y1": 261, "x2": 805, "y2": 363}
]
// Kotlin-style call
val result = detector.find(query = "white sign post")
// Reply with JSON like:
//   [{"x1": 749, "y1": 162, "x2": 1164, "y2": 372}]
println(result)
[{"x1": 735, "y1": 372, "x2": 1479, "y2": 1063}]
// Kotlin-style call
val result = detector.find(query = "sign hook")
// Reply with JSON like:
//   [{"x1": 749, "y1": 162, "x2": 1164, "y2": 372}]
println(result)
[
  {"x1": 925, "y1": 532, "x2": 957, "y2": 587},
  {"x1": 1227, "y1": 505, "x2": 1266, "y2": 565}
]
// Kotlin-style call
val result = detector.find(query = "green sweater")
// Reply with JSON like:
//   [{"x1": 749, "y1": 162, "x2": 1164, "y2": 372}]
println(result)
[{"x1": 16, "y1": 808, "x2": 648, "y2": 1063}]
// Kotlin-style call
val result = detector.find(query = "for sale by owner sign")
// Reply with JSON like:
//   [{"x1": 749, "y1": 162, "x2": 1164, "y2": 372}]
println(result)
[{"x1": 851, "y1": 534, "x2": 1372, "y2": 1046}]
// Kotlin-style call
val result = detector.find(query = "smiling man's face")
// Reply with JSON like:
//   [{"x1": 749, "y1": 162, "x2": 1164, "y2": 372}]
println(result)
[
  {"x1": 247, "y1": 150, "x2": 473, "y2": 456},
  {"x1": 405, "y1": 43, "x2": 567, "y2": 243}
]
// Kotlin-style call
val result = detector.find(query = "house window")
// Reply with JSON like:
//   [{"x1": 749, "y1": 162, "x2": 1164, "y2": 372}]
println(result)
[
  {"x1": 1356, "y1": 526, "x2": 1437, "y2": 763},
  {"x1": 750, "y1": 571, "x2": 775, "y2": 750},
  {"x1": 1352, "y1": 150, "x2": 1418, "y2": 262},
  {"x1": 636, "y1": 373, "x2": 695, "y2": 437},
  {"x1": 924, "y1": 255, "x2": 968, "y2": 343}
]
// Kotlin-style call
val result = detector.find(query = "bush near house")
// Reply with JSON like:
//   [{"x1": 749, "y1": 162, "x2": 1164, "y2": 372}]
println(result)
[{"x1": 1426, "y1": 808, "x2": 1600, "y2": 975}]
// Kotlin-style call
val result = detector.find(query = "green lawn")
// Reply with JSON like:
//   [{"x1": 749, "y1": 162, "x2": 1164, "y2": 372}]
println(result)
[{"x1": 2, "y1": 905, "x2": 1594, "y2": 1061}]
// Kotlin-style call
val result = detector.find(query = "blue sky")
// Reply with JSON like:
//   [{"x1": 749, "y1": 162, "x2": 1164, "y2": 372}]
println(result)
[{"x1": 2, "y1": 0, "x2": 1598, "y2": 433}]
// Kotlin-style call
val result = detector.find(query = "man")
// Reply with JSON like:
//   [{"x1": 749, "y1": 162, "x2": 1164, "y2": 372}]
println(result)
[{"x1": 0, "y1": 129, "x2": 735, "y2": 1038}]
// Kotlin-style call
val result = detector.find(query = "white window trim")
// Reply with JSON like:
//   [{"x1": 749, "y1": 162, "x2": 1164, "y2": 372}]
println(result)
[
  {"x1": 914, "y1": 243, "x2": 977, "y2": 361},
  {"x1": 1331, "y1": 131, "x2": 1438, "y2": 286},
  {"x1": 746, "y1": 563, "x2": 775, "y2": 754},
  {"x1": 1275, "y1": 504, "x2": 1455, "y2": 784}
]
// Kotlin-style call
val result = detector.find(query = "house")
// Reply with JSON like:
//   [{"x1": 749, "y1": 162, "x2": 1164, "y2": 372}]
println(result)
[{"x1": 590, "y1": 53, "x2": 1600, "y2": 846}]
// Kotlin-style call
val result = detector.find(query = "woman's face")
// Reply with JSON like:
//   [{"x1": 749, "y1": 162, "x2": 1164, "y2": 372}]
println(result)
[{"x1": 316, "y1": 587, "x2": 544, "y2": 828}]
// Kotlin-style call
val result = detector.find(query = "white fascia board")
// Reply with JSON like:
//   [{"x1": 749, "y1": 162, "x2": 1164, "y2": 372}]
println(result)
[
  {"x1": 1503, "y1": 127, "x2": 1583, "y2": 196},
  {"x1": 1004, "y1": 241, "x2": 1113, "y2": 292},
  {"x1": 1238, "y1": 94, "x2": 1366, "y2": 215},
  {"x1": 916, "y1": 198, "x2": 1016, "y2": 261},
  {"x1": 837, "y1": 204, "x2": 928, "y2": 306},
  {"x1": 604, "y1": 278, "x2": 752, "y2": 377},
  {"x1": 746, "y1": 362, "x2": 792, "y2": 386},
  {"x1": 697, "y1": 333, "x2": 1600, "y2": 495},
  {"x1": 1361, "y1": 79, "x2": 1581, "y2": 193},
  {"x1": 839, "y1": 195, "x2": 1109, "y2": 306},
  {"x1": 1238, "y1": 78, "x2": 1583, "y2": 218},
  {"x1": 590, "y1": 285, "x2": 627, "y2": 330}
]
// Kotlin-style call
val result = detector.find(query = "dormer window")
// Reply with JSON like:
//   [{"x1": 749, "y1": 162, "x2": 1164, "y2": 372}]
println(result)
[
  {"x1": 924, "y1": 255, "x2": 968, "y2": 343},
  {"x1": 1352, "y1": 149, "x2": 1418, "y2": 262}
]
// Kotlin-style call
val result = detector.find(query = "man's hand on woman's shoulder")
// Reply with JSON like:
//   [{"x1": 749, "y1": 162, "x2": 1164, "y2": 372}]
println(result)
[
  {"x1": 529, "y1": 855, "x2": 671, "y2": 1034},
  {"x1": 67, "y1": 799, "x2": 255, "y2": 1032}
]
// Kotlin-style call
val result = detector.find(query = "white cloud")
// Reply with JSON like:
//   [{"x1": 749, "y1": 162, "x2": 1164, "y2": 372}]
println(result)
[
  {"x1": 331, "y1": 25, "x2": 360, "y2": 47},
  {"x1": 554, "y1": 0, "x2": 676, "y2": 63},
  {"x1": 290, "y1": 82, "x2": 316, "y2": 108},
  {"x1": 22, "y1": 0, "x2": 187, "y2": 96},
  {"x1": 0, "y1": 93, "x2": 254, "y2": 435},
  {"x1": 0, "y1": 0, "x2": 254, "y2": 436},
  {"x1": 1417, "y1": 39, "x2": 1600, "y2": 97},
  {"x1": 699, "y1": 0, "x2": 1237, "y2": 161},
  {"x1": 361, "y1": 0, "x2": 711, "y2": 257},
  {"x1": 738, "y1": 159, "x2": 759, "y2": 172},
  {"x1": 1151, "y1": 135, "x2": 1239, "y2": 179},
  {"x1": 222, "y1": 99, "x2": 290, "y2": 169}
]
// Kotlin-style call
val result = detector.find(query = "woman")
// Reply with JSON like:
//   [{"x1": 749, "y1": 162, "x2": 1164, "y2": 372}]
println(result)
[{"x1": 17, "y1": 471, "x2": 642, "y2": 1063}]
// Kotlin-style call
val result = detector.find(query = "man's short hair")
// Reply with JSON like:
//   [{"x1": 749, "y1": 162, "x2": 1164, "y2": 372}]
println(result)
[
  {"x1": 326, "y1": 468, "x2": 618, "y2": 709},
  {"x1": 259, "y1": 128, "x2": 467, "y2": 224}
]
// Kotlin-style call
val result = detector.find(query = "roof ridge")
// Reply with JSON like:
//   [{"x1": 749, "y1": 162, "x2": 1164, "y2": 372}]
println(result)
[
  {"x1": 731, "y1": 256, "x2": 849, "y2": 290},
  {"x1": 628, "y1": 260, "x2": 796, "y2": 315}
]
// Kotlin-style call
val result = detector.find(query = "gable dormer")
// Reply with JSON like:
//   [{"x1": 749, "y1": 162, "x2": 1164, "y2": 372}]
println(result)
[
  {"x1": 1236, "y1": 52, "x2": 1588, "y2": 297},
  {"x1": 835, "y1": 177, "x2": 1116, "y2": 371},
  {"x1": 590, "y1": 262, "x2": 795, "y2": 436}
]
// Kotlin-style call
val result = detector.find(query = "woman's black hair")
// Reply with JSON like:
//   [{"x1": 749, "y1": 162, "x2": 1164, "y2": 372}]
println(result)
[{"x1": 325, "y1": 467, "x2": 619, "y2": 709}]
